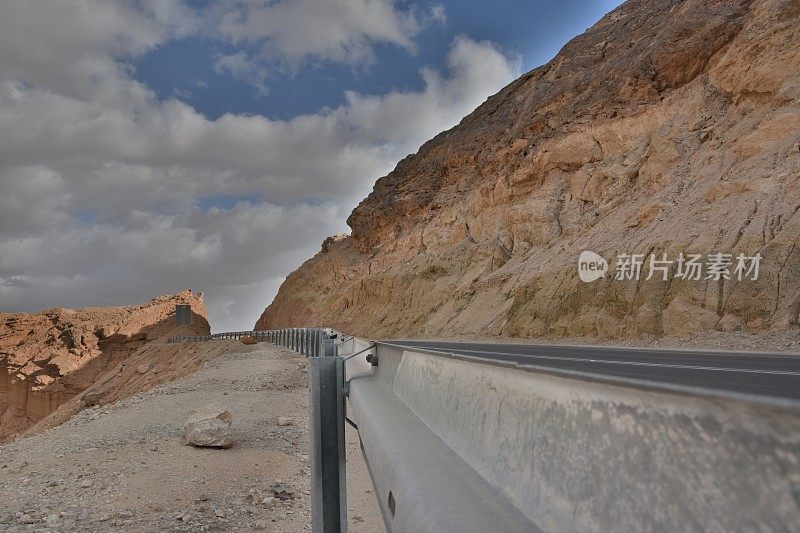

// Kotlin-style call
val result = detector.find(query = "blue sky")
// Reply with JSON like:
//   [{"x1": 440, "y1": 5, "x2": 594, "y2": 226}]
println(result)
[
  {"x1": 0, "y1": 0, "x2": 623, "y2": 331},
  {"x1": 135, "y1": 1, "x2": 623, "y2": 120}
]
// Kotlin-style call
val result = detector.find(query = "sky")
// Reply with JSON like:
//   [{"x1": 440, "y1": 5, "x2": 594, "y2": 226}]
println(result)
[{"x1": 0, "y1": 0, "x2": 623, "y2": 332}]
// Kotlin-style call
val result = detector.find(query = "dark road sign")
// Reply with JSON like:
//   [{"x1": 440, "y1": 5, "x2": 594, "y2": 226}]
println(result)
[{"x1": 176, "y1": 304, "x2": 192, "y2": 326}]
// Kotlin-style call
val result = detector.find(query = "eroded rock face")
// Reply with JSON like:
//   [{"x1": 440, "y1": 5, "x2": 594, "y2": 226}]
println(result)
[
  {"x1": 257, "y1": 0, "x2": 800, "y2": 340},
  {"x1": 0, "y1": 290, "x2": 209, "y2": 440}
]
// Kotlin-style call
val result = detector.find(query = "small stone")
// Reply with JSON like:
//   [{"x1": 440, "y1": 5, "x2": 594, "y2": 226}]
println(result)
[
  {"x1": 276, "y1": 417, "x2": 294, "y2": 427},
  {"x1": 18, "y1": 514, "x2": 36, "y2": 524},
  {"x1": 80, "y1": 479, "x2": 94, "y2": 488},
  {"x1": 137, "y1": 362, "x2": 153, "y2": 374}
]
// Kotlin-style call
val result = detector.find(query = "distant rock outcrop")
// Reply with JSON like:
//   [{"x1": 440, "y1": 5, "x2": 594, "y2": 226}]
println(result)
[
  {"x1": 0, "y1": 290, "x2": 209, "y2": 440},
  {"x1": 257, "y1": 0, "x2": 800, "y2": 339}
]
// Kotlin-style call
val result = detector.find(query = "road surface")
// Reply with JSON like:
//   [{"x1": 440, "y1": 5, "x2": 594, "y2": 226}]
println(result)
[{"x1": 384, "y1": 340, "x2": 800, "y2": 402}]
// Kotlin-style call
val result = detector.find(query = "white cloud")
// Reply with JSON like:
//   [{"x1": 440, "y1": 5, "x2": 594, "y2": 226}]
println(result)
[
  {"x1": 214, "y1": 51, "x2": 270, "y2": 95},
  {"x1": 0, "y1": 37, "x2": 518, "y2": 205},
  {"x1": 0, "y1": 0, "x2": 198, "y2": 103},
  {"x1": 0, "y1": 0, "x2": 519, "y2": 331},
  {"x1": 216, "y1": 0, "x2": 442, "y2": 66}
]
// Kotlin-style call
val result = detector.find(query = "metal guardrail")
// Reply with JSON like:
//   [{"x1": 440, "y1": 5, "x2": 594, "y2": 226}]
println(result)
[
  {"x1": 342, "y1": 337, "x2": 800, "y2": 532},
  {"x1": 166, "y1": 328, "x2": 337, "y2": 355},
  {"x1": 162, "y1": 329, "x2": 800, "y2": 531}
]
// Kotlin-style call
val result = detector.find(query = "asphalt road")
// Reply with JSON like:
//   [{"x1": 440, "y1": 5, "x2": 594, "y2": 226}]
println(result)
[{"x1": 385, "y1": 340, "x2": 800, "y2": 402}]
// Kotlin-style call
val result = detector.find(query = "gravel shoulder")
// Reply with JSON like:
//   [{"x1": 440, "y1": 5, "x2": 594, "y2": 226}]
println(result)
[{"x1": 0, "y1": 343, "x2": 384, "y2": 532}]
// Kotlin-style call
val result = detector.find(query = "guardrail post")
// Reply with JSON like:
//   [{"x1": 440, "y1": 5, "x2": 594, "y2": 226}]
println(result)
[
  {"x1": 309, "y1": 355, "x2": 347, "y2": 532},
  {"x1": 323, "y1": 334, "x2": 338, "y2": 357}
]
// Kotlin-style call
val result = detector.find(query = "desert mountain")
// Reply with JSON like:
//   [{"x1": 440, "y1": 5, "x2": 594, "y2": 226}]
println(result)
[
  {"x1": 257, "y1": 0, "x2": 800, "y2": 339},
  {"x1": 0, "y1": 290, "x2": 208, "y2": 441}
]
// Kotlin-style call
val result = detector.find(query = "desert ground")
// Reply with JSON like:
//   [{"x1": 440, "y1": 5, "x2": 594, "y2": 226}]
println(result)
[{"x1": 0, "y1": 342, "x2": 383, "y2": 532}]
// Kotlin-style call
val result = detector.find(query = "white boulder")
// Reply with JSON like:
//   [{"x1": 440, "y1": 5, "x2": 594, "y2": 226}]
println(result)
[{"x1": 184, "y1": 403, "x2": 234, "y2": 448}]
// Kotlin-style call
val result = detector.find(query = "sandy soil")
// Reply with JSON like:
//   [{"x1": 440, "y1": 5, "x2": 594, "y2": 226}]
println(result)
[{"x1": 0, "y1": 344, "x2": 384, "y2": 532}]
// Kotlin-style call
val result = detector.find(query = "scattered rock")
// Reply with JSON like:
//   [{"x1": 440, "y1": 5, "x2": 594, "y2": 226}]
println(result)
[
  {"x1": 18, "y1": 514, "x2": 36, "y2": 524},
  {"x1": 276, "y1": 417, "x2": 294, "y2": 427},
  {"x1": 127, "y1": 332, "x2": 148, "y2": 343},
  {"x1": 270, "y1": 482, "x2": 296, "y2": 501},
  {"x1": 184, "y1": 403, "x2": 235, "y2": 448},
  {"x1": 137, "y1": 362, "x2": 154, "y2": 374},
  {"x1": 82, "y1": 390, "x2": 105, "y2": 408}
]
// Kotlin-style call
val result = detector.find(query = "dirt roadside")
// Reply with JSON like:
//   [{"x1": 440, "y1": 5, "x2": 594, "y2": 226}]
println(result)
[{"x1": 0, "y1": 343, "x2": 384, "y2": 532}]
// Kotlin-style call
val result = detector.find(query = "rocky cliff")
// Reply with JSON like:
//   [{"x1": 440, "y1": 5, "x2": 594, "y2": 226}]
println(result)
[
  {"x1": 257, "y1": 0, "x2": 800, "y2": 340},
  {"x1": 0, "y1": 290, "x2": 208, "y2": 440}
]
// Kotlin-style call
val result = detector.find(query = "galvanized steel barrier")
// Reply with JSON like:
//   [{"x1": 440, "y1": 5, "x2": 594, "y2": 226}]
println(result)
[{"x1": 162, "y1": 329, "x2": 800, "y2": 532}]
